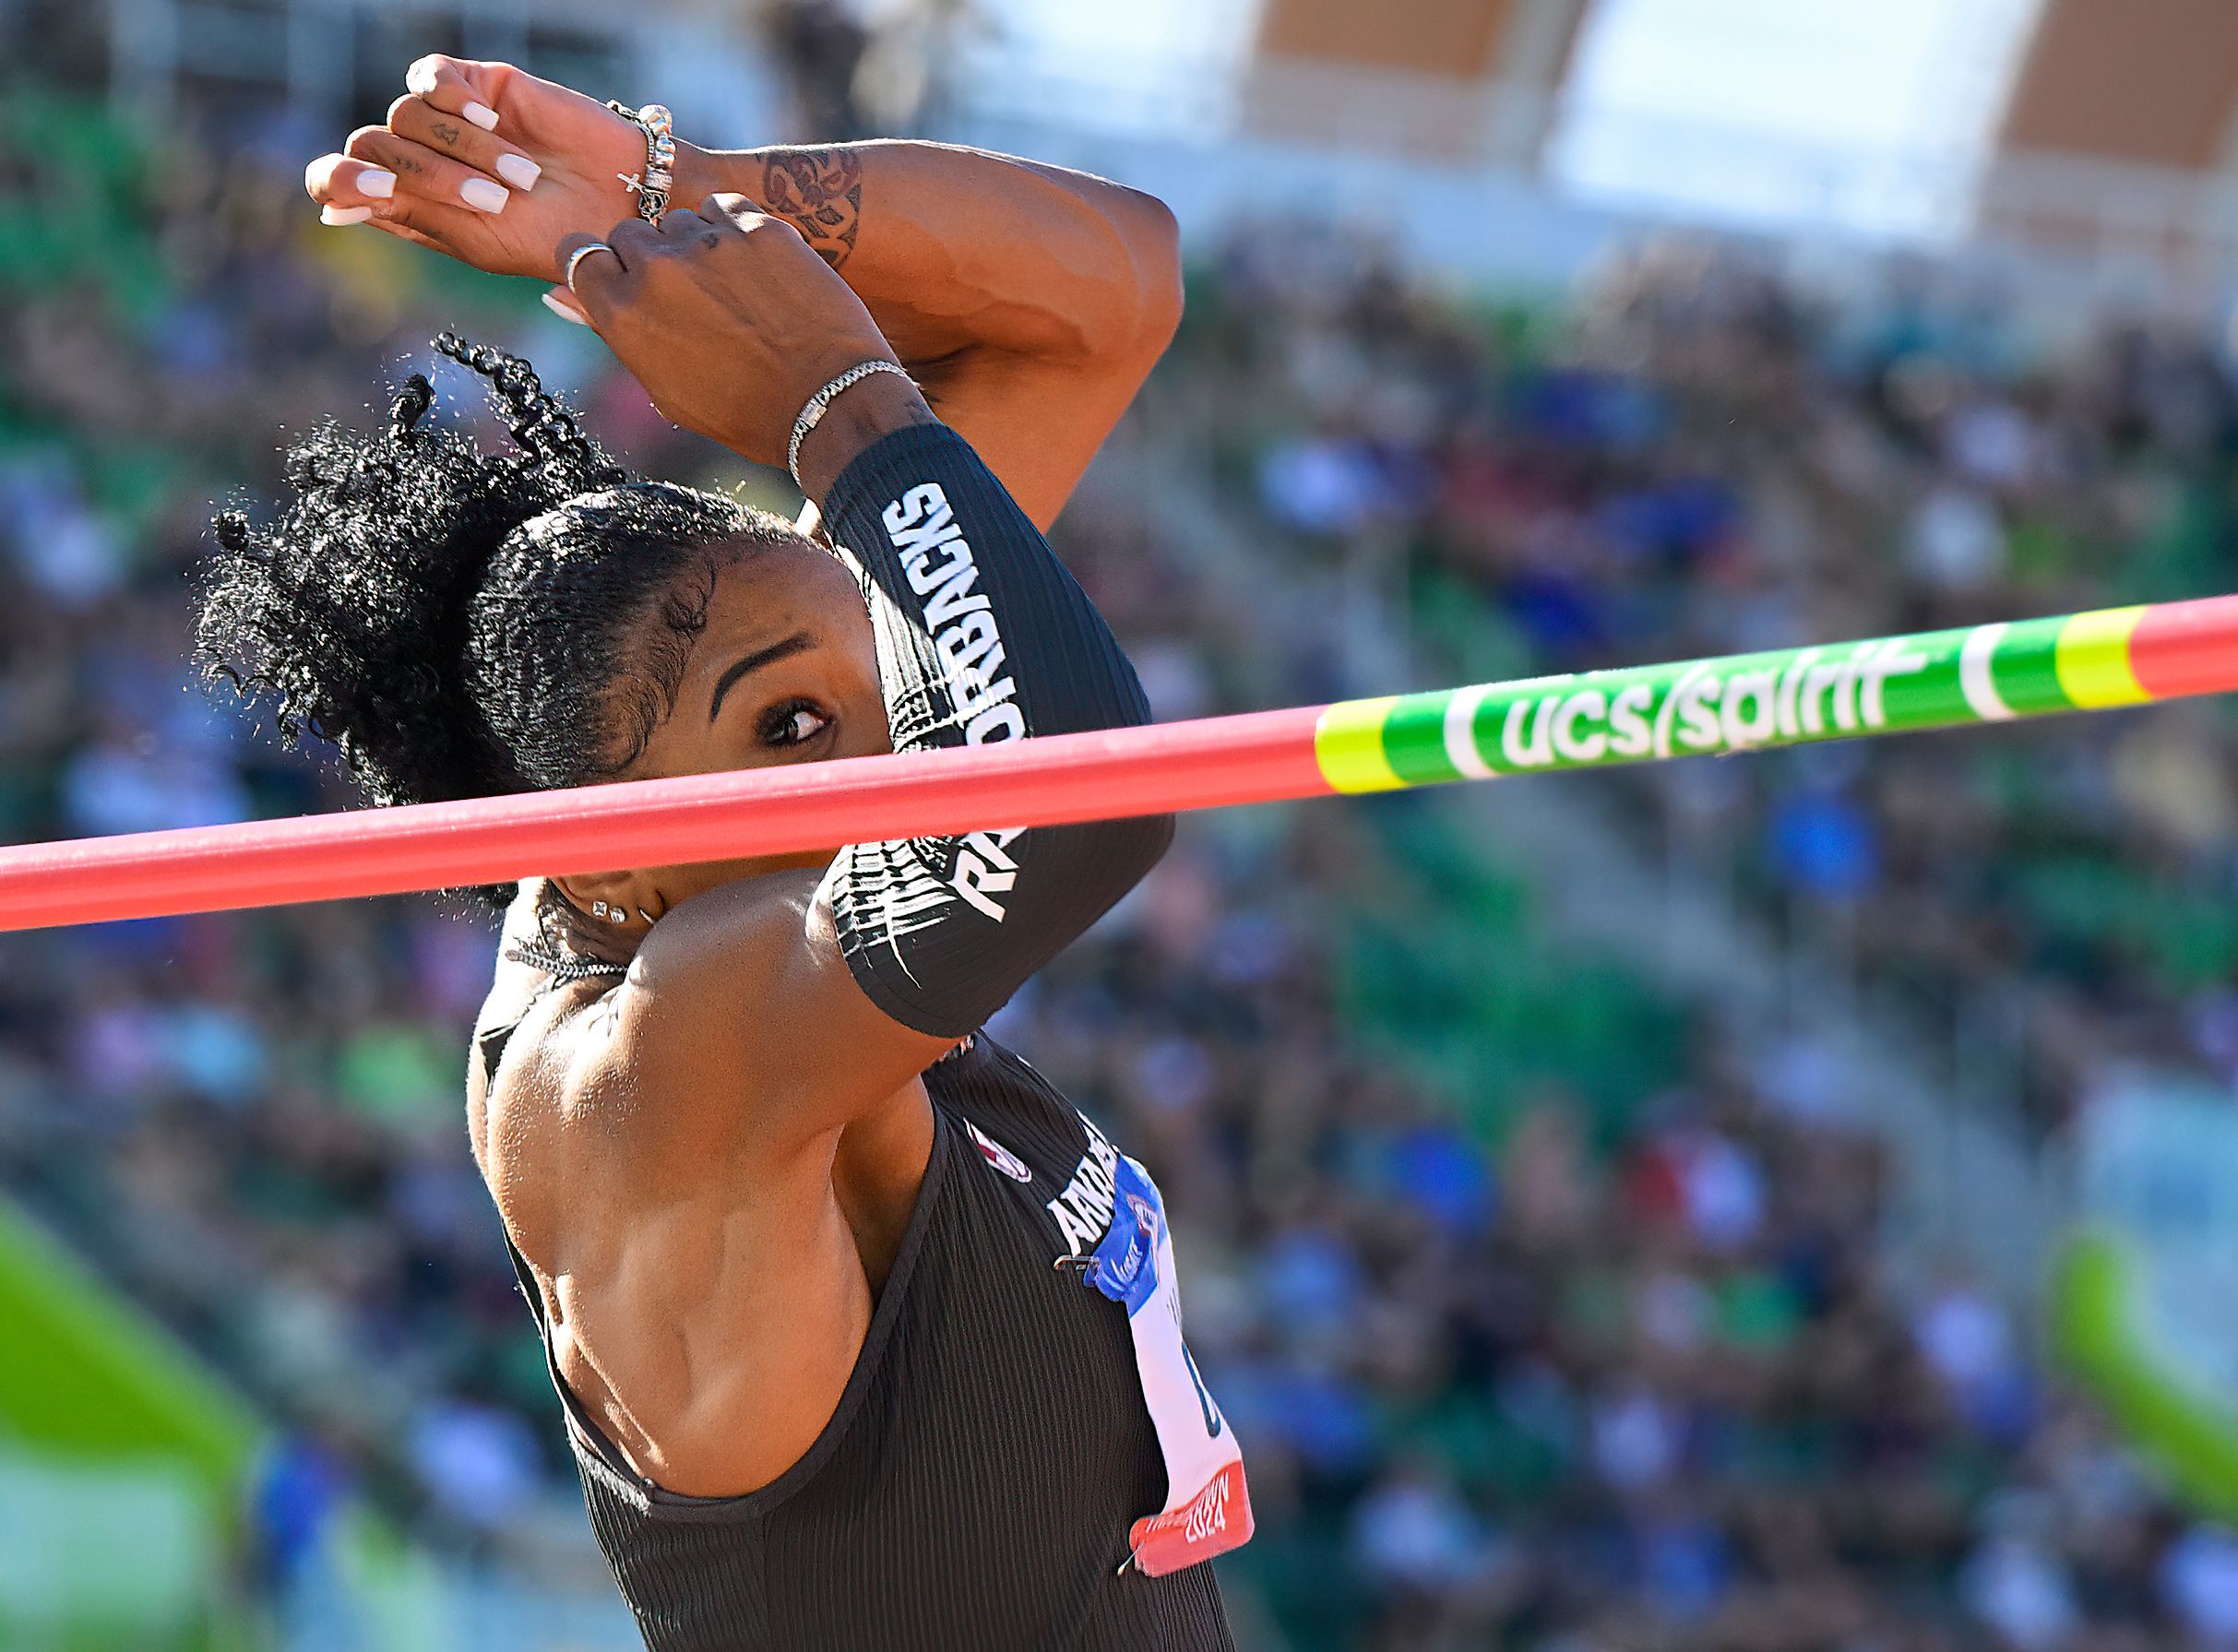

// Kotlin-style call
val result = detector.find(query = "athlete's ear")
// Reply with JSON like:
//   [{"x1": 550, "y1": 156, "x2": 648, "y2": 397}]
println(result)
[{"x1": 550, "y1": 869, "x2": 664, "y2": 929}]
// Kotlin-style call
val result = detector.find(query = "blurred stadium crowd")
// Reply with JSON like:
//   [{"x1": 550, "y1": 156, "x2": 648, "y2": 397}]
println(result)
[
  {"x1": 1200, "y1": 223, "x2": 2238, "y2": 1143},
  {"x1": 6, "y1": 89, "x2": 2238, "y2": 1652}
]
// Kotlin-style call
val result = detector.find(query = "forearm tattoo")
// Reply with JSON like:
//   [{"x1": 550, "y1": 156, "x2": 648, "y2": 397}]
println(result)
[{"x1": 758, "y1": 149, "x2": 863, "y2": 271}]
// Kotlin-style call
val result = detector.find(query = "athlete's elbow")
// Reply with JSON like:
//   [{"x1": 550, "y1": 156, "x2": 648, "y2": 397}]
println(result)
[
  {"x1": 1100, "y1": 810, "x2": 1176, "y2": 896},
  {"x1": 1113, "y1": 189, "x2": 1184, "y2": 364},
  {"x1": 1035, "y1": 188, "x2": 1179, "y2": 370}
]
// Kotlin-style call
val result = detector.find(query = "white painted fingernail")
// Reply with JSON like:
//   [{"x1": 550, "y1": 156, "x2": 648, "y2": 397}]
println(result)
[
  {"x1": 459, "y1": 177, "x2": 508, "y2": 214},
  {"x1": 320, "y1": 204, "x2": 375, "y2": 226},
  {"x1": 406, "y1": 58, "x2": 439, "y2": 96},
  {"x1": 464, "y1": 101, "x2": 500, "y2": 132},
  {"x1": 494, "y1": 154, "x2": 541, "y2": 192},
  {"x1": 542, "y1": 291, "x2": 591, "y2": 326},
  {"x1": 357, "y1": 169, "x2": 396, "y2": 199}
]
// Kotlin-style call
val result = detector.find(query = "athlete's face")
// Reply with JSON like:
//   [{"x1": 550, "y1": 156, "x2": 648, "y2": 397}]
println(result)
[{"x1": 558, "y1": 530, "x2": 886, "y2": 917}]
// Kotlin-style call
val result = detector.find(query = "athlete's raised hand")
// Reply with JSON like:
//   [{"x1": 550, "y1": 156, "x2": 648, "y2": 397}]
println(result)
[
  {"x1": 559, "y1": 198, "x2": 927, "y2": 483},
  {"x1": 303, "y1": 55, "x2": 686, "y2": 283}
]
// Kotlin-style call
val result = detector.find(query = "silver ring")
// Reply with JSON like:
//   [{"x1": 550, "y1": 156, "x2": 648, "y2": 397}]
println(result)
[{"x1": 563, "y1": 242, "x2": 615, "y2": 290}]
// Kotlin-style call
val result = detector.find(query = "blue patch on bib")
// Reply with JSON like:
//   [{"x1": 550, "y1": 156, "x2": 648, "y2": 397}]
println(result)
[{"x1": 1081, "y1": 1156, "x2": 1165, "y2": 1316}]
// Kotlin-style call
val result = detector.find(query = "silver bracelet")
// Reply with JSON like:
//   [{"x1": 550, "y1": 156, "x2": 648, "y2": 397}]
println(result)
[
  {"x1": 788, "y1": 360, "x2": 912, "y2": 487},
  {"x1": 606, "y1": 101, "x2": 675, "y2": 222}
]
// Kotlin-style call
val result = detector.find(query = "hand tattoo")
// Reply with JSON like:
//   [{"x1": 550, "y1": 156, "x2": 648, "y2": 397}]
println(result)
[
  {"x1": 758, "y1": 149, "x2": 863, "y2": 271},
  {"x1": 432, "y1": 120, "x2": 461, "y2": 147}
]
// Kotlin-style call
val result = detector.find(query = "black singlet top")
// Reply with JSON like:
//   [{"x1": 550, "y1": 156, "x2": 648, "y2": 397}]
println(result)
[{"x1": 475, "y1": 1022, "x2": 1236, "y2": 1652}]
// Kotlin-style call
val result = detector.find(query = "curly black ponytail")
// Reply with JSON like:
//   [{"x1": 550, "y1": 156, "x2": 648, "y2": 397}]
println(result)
[{"x1": 198, "y1": 337, "x2": 803, "y2": 906}]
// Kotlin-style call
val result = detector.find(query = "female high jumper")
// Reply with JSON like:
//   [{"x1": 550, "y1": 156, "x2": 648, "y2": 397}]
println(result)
[{"x1": 203, "y1": 56, "x2": 1247, "y2": 1651}]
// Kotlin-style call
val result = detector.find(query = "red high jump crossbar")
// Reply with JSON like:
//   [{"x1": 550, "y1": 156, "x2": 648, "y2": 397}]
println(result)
[
  {"x1": 6, "y1": 593, "x2": 2238, "y2": 933},
  {"x1": 0, "y1": 708, "x2": 1329, "y2": 932}
]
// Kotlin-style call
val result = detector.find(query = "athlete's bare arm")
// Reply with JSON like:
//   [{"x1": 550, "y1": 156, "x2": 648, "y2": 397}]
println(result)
[
  {"x1": 538, "y1": 197, "x2": 1162, "y2": 1159},
  {"x1": 303, "y1": 57, "x2": 1183, "y2": 529},
  {"x1": 705, "y1": 140, "x2": 1180, "y2": 533},
  {"x1": 462, "y1": 202, "x2": 1167, "y2": 1498},
  {"x1": 460, "y1": 354, "x2": 958, "y2": 1491}
]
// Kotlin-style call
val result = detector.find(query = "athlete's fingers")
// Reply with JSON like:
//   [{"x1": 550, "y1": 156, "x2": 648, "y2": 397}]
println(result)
[
  {"x1": 304, "y1": 151, "x2": 399, "y2": 221},
  {"x1": 700, "y1": 193, "x2": 797, "y2": 240},
  {"x1": 556, "y1": 232, "x2": 628, "y2": 314},
  {"x1": 344, "y1": 125, "x2": 510, "y2": 217},
  {"x1": 606, "y1": 216, "x2": 666, "y2": 267},
  {"x1": 387, "y1": 94, "x2": 539, "y2": 195},
  {"x1": 304, "y1": 149, "x2": 462, "y2": 246},
  {"x1": 542, "y1": 288, "x2": 593, "y2": 326},
  {"x1": 403, "y1": 53, "x2": 501, "y2": 133},
  {"x1": 650, "y1": 204, "x2": 710, "y2": 243},
  {"x1": 699, "y1": 192, "x2": 768, "y2": 229}
]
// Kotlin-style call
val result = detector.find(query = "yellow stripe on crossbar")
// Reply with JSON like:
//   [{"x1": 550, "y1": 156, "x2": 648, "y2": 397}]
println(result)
[
  {"x1": 2054, "y1": 607, "x2": 2150, "y2": 707},
  {"x1": 1315, "y1": 697, "x2": 1405, "y2": 793}
]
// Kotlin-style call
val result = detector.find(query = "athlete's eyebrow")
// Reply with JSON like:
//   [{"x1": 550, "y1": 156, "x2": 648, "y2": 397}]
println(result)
[{"x1": 708, "y1": 631, "x2": 815, "y2": 721}]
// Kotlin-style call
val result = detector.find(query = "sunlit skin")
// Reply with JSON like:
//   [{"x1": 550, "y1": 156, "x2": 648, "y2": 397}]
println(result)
[
  {"x1": 574, "y1": 529, "x2": 892, "y2": 901},
  {"x1": 463, "y1": 260, "x2": 1149, "y2": 1496},
  {"x1": 468, "y1": 525, "x2": 959, "y2": 1495},
  {"x1": 305, "y1": 53, "x2": 1186, "y2": 531},
  {"x1": 326, "y1": 53, "x2": 1184, "y2": 1499}
]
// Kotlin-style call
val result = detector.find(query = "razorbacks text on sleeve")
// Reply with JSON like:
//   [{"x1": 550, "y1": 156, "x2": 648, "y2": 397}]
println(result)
[{"x1": 814, "y1": 422, "x2": 1174, "y2": 1040}]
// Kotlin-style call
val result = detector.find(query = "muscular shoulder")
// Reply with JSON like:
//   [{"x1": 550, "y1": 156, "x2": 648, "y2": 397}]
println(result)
[
  {"x1": 483, "y1": 863, "x2": 952, "y2": 1216},
  {"x1": 615, "y1": 863, "x2": 956, "y2": 1143},
  {"x1": 484, "y1": 871, "x2": 846, "y2": 1180}
]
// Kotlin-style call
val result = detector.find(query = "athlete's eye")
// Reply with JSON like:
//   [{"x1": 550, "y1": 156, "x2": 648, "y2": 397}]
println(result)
[{"x1": 759, "y1": 699, "x2": 831, "y2": 747}]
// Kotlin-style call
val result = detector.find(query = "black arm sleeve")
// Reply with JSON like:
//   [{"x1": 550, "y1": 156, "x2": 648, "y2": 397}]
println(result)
[{"x1": 814, "y1": 422, "x2": 1173, "y2": 1039}]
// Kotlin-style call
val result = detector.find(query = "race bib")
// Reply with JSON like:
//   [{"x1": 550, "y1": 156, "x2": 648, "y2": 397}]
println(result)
[{"x1": 1073, "y1": 1151, "x2": 1254, "y2": 1576}]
